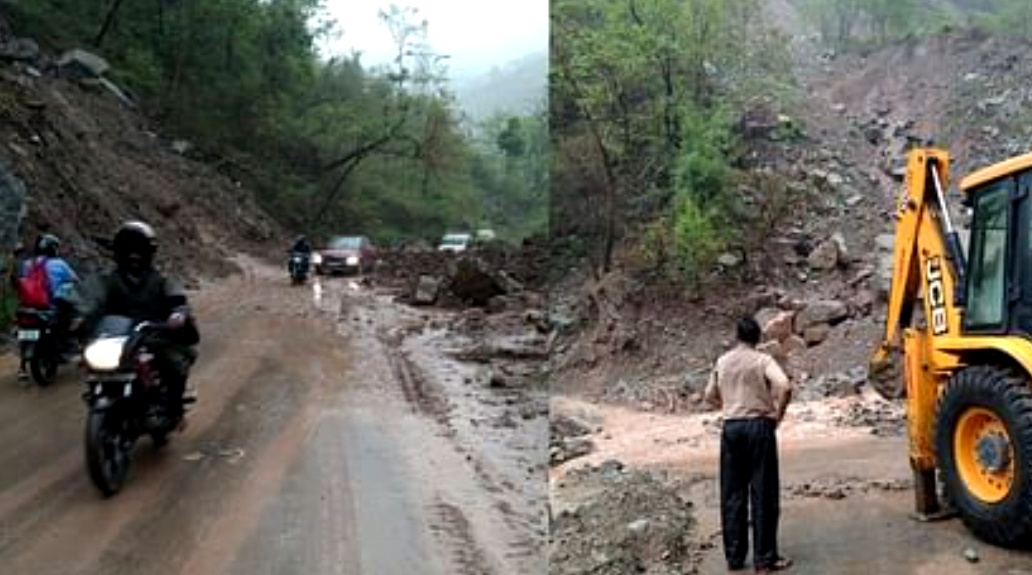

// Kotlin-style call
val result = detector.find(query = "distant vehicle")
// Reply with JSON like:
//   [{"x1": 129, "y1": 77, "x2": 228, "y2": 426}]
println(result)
[
  {"x1": 313, "y1": 236, "x2": 377, "y2": 275},
  {"x1": 438, "y1": 233, "x2": 472, "y2": 253},
  {"x1": 474, "y1": 229, "x2": 497, "y2": 243}
]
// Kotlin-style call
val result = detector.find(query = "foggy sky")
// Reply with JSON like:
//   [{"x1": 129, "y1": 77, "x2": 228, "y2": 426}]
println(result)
[{"x1": 321, "y1": 0, "x2": 547, "y2": 79}]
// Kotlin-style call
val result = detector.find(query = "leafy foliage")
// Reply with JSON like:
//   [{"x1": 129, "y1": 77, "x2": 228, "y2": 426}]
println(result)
[
  {"x1": 7, "y1": 0, "x2": 546, "y2": 244},
  {"x1": 550, "y1": 0, "x2": 790, "y2": 279}
]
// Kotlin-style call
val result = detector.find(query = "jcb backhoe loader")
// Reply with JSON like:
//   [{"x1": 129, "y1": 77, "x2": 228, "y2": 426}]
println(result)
[{"x1": 872, "y1": 148, "x2": 1032, "y2": 547}]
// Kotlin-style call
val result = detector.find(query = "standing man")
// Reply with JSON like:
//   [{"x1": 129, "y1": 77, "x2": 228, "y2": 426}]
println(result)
[{"x1": 704, "y1": 317, "x2": 794, "y2": 573}]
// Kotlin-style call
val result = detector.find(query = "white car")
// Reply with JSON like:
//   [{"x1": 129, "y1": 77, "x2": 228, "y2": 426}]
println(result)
[{"x1": 438, "y1": 233, "x2": 472, "y2": 253}]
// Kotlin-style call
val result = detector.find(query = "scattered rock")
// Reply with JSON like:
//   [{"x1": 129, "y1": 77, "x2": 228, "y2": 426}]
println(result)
[
  {"x1": 851, "y1": 290, "x2": 876, "y2": 316},
  {"x1": 718, "y1": 252, "x2": 742, "y2": 268},
  {"x1": 171, "y1": 139, "x2": 192, "y2": 155},
  {"x1": 803, "y1": 324, "x2": 832, "y2": 346},
  {"x1": 795, "y1": 300, "x2": 849, "y2": 332},
  {"x1": 964, "y1": 548, "x2": 979, "y2": 563},
  {"x1": 551, "y1": 465, "x2": 697, "y2": 575},
  {"x1": 627, "y1": 519, "x2": 650, "y2": 535},
  {"x1": 782, "y1": 335, "x2": 807, "y2": 357},
  {"x1": 0, "y1": 159, "x2": 27, "y2": 253}
]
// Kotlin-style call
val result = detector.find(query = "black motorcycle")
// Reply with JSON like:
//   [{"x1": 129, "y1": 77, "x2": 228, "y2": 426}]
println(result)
[
  {"x1": 16, "y1": 308, "x2": 62, "y2": 386},
  {"x1": 288, "y1": 251, "x2": 310, "y2": 285},
  {"x1": 81, "y1": 315, "x2": 194, "y2": 496}
]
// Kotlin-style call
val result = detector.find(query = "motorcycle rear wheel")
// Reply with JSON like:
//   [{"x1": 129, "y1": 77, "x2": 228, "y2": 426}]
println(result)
[{"x1": 30, "y1": 353, "x2": 57, "y2": 386}]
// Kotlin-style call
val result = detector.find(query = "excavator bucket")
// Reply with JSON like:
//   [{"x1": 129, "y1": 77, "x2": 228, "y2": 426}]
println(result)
[{"x1": 869, "y1": 346, "x2": 904, "y2": 399}]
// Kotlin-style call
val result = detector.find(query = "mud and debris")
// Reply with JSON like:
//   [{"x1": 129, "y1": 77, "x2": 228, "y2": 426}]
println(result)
[{"x1": 550, "y1": 461, "x2": 702, "y2": 575}]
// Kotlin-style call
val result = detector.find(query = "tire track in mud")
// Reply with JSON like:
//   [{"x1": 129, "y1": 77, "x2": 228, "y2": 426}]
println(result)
[
  {"x1": 362, "y1": 293, "x2": 545, "y2": 575},
  {"x1": 377, "y1": 322, "x2": 454, "y2": 431},
  {"x1": 430, "y1": 500, "x2": 498, "y2": 575}
]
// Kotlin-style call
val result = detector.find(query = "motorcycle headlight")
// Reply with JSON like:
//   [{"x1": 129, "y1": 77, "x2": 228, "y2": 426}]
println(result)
[
  {"x1": 84, "y1": 337, "x2": 128, "y2": 371},
  {"x1": 346, "y1": 256, "x2": 359, "y2": 265},
  {"x1": 312, "y1": 253, "x2": 323, "y2": 265}
]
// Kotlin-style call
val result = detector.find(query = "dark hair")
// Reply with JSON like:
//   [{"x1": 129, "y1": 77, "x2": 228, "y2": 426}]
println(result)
[{"x1": 737, "y1": 317, "x2": 762, "y2": 346}]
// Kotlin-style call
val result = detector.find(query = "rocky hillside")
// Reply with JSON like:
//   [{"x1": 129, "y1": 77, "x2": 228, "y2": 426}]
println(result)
[
  {"x1": 0, "y1": 22, "x2": 284, "y2": 283},
  {"x1": 550, "y1": 20, "x2": 1032, "y2": 408}
]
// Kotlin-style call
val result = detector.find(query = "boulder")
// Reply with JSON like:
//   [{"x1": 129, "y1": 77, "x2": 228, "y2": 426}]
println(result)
[
  {"x1": 795, "y1": 300, "x2": 849, "y2": 332},
  {"x1": 0, "y1": 37, "x2": 39, "y2": 62},
  {"x1": 413, "y1": 275, "x2": 441, "y2": 305},
  {"x1": 57, "y1": 48, "x2": 110, "y2": 79},
  {"x1": 762, "y1": 310, "x2": 796, "y2": 343},
  {"x1": 807, "y1": 236, "x2": 841, "y2": 271},
  {"x1": 448, "y1": 257, "x2": 506, "y2": 306}
]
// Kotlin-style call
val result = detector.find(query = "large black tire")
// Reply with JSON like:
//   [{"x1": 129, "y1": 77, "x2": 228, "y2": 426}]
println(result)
[
  {"x1": 30, "y1": 353, "x2": 57, "y2": 386},
  {"x1": 85, "y1": 410, "x2": 131, "y2": 497},
  {"x1": 935, "y1": 365, "x2": 1032, "y2": 547}
]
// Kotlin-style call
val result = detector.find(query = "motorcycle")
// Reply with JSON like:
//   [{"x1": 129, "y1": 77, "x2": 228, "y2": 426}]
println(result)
[
  {"x1": 81, "y1": 315, "x2": 195, "y2": 496},
  {"x1": 288, "y1": 251, "x2": 310, "y2": 285},
  {"x1": 16, "y1": 308, "x2": 62, "y2": 386}
]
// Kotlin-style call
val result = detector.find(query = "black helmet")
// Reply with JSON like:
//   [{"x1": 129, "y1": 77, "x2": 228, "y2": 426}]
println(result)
[
  {"x1": 113, "y1": 221, "x2": 157, "y2": 271},
  {"x1": 35, "y1": 234, "x2": 60, "y2": 258}
]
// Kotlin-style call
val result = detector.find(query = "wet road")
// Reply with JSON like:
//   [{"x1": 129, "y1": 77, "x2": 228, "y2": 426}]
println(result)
[{"x1": 0, "y1": 266, "x2": 546, "y2": 575}]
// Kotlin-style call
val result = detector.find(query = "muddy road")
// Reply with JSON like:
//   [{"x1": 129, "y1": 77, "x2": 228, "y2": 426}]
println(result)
[
  {"x1": 0, "y1": 263, "x2": 546, "y2": 575},
  {"x1": 550, "y1": 396, "x2": 1032, "y2": 575}
]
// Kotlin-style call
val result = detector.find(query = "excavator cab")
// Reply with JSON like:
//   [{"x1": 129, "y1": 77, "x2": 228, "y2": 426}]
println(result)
[
  {"x1": 963, "y1": 162, "x2": 1032, "y2": 337},
  {"x1": 873, "y1": 150, "x2": 1032, "y2": 548}
]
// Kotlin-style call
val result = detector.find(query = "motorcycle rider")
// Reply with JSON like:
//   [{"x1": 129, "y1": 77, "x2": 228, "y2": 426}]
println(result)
[
  {"x1": 291, "y1": 235, "x2": 312, "y2": 255},
  {"x1": 24, "y1": 235, "x2": 79, "y2": 360},
  {"x1": 78, "y1": 221, "x2": 199, "y2": 424},
  {"x1": 288, "y1": 235, "x2": 312, "y2": 278}
]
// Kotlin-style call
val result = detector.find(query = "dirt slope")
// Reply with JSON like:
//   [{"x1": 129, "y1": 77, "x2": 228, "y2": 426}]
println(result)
[{"x1": 0, "y1": 21, "x2": 284, "y2": 282}]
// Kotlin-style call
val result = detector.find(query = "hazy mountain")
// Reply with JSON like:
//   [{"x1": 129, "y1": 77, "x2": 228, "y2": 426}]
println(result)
[{"x1": 450, "y1": 50, "x2": 547, "y2": 123}]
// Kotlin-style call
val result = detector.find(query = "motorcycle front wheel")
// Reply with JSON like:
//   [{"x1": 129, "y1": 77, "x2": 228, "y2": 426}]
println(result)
[{"x1": 85, "y1": 409, "x2": 132, "y2": 496}]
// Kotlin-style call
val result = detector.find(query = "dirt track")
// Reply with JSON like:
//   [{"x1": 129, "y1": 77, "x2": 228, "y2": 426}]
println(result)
[
  {"x1": 0, "y1": 262, "x2": 546, "y2": 575},
  {"x1": 550, "y1": 396, "x2": 1032, "y2": 575}
]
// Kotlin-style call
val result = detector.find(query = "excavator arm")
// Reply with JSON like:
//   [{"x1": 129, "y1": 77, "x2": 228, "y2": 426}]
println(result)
[
  {"x1": 871, "y1": 149, "x2": 966, "y2": 395},
  {"x1": 869, "y1": 148, "x2": 970, "y2": 517}
]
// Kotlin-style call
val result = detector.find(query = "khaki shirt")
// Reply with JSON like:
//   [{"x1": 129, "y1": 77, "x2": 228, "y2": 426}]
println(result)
[{"x1": 704, "y1": 344, "x2": 793, "y2": 421}]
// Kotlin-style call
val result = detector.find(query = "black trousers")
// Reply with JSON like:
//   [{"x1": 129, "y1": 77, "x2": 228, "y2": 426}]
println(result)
[{"x1": 720, "y1": 417, "x2": 780, "y2": 569}]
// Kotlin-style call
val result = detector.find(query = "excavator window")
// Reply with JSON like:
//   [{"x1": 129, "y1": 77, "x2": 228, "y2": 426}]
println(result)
[{"x1": 965, "y1": 178, "x2": 1012, "y2": 330}]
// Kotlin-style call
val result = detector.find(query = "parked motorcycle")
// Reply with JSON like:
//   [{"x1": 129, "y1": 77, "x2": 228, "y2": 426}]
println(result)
[
  {"x1": 288, "y1": 251, "x2": 310, "y2": 285},
  {"x1": 81, "y1": 315, "x2": 195, "y2": 496},
  {"x1": 16, "y1": 308, "x2": 62, "y2": 386}
]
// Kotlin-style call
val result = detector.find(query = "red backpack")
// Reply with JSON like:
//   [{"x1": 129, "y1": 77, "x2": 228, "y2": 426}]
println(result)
[{"x1": 17, "y1": 258, "x2": 50, "y2": 309}]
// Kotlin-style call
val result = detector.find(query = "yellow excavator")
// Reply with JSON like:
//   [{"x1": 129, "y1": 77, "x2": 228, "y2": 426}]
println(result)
[{"x1": 871, "y1": 148, "x2": 1032, "y2": 547}]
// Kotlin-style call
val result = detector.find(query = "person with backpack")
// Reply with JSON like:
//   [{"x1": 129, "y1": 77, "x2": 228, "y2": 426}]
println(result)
[{"x1": 18, "y1": 235, "x2": 80, "y2": 358}]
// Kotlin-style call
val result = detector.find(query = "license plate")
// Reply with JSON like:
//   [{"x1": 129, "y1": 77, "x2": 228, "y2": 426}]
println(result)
[{"x1": 18, "y1": 329, "x2": 40, "y2": 342}]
